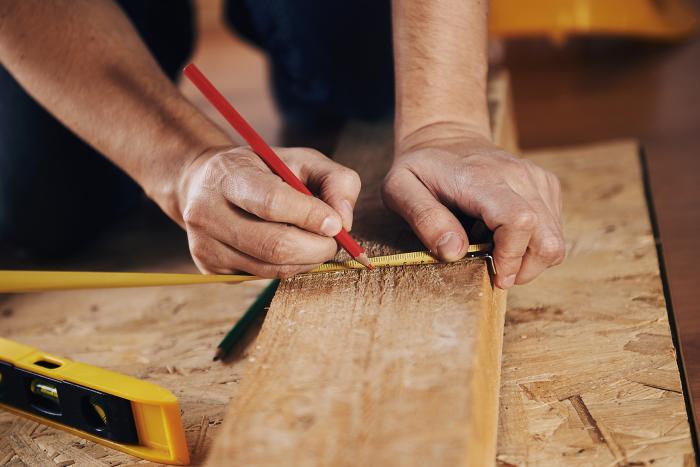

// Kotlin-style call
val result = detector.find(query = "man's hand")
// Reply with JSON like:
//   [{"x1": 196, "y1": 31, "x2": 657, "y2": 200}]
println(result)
[
  {"x1": 390, "y1": 0, "x2": 565, "y2": 288},
  {"x1": 382, "y1": 133, "x2": 564, "y2": 289},
  {"x1": 177, "y1": 146, "x2": 361, "y2": 277}
]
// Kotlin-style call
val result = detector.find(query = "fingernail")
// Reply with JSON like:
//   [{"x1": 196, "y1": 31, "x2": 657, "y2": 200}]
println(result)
[
  {"x1": 436, "y1": 232, "x2": 464, "y2": 261},
  {"x1": 320, "y1": 215, "x2": 342, "y2": 236},
  {"x1": 500, "y1": 274, "x2": 516, "y2": 289},
  {"x1": 340, "y1": 199, "x2": 354, "y2": 230}
]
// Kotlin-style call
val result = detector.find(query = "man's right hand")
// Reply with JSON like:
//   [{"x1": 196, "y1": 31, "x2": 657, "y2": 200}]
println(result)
[{"x1": 174, "y1": 146, "x2": 361, "y2": 277}]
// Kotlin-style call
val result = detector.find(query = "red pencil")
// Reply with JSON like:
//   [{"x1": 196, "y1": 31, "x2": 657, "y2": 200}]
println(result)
[{"x1": 183, "y1": 63, "x2": 371, "y2": 269}]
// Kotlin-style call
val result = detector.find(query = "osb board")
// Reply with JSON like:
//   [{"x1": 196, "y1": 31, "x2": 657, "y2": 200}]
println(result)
[
  {"x1": 0, "y1": 280, "x2": 273, "y2": 466},
  {"x1": 496, "y1": 140, "x2": 695, "y2": 466},
  {"x1": 204, "y1": 118, "x2": 507, "y2": 466}
]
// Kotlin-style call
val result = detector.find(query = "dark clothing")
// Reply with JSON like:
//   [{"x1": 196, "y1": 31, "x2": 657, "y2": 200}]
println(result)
[
  {"x1": 226, "y1": 1, "x2": 394, "y2": 126},
  {"x1": 0, "y1": 1, "x2": 393, "y2": 257},
  {"x1": 0, "y1": 0, "x2": 195, "y2": 257}
]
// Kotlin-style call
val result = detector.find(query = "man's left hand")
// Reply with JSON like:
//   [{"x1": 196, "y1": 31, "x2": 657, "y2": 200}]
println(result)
[{"x1": 382, "y1": 132, "x2": 565, "y2": 289}]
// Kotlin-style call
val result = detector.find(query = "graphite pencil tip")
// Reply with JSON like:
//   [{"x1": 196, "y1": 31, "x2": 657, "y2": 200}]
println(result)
[{"x1": 213, "y1": 348, "x2": 225, "y2": 362}]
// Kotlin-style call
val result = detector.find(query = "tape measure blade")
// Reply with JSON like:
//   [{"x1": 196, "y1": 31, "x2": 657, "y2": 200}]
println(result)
[{"x1": 0, "y1": 270, "x2": 257, "y2": 293}]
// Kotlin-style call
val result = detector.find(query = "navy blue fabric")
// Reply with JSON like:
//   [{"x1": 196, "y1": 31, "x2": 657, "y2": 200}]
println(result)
[
  {"x1": 225, "y1": 0, "x2": 394, "y2": 128},
  {"x1": 0, "y1": 0, "x2": 393, "y2": 257}
]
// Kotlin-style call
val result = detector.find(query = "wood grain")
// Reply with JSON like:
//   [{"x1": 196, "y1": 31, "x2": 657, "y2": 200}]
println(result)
[
  {"x1": 204, "y1": 105, "x2": 510, "y2": 465},
  {"x1": 496, "y1": 140, "x2": 694, "y2": 466},
  {"x1": 206, "y1": 262, "x2": 503, "y2": 466}
]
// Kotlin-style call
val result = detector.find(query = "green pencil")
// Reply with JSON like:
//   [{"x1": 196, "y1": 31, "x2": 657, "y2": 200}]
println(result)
[{"x1": 213, "y1": 279, "x2": 280, "y2": 361}]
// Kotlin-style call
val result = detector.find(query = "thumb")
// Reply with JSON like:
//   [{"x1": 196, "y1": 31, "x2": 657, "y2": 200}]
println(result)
[{"x1": 382, "y1": 168, "x2": 469, "y2": 261}]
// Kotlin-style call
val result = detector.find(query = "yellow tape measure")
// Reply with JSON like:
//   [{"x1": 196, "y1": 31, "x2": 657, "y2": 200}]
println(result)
[
  {"x1": 312, "y1": 243, "x2": 492, "y2": 272},
  {"x1": 0, "y1": 243, "x2": 492, "y2": 293}
]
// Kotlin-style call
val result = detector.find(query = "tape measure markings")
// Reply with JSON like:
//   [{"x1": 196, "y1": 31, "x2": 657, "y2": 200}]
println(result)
[{"x1": 0, "y1": 243, "x2": 493, "y2": 292}]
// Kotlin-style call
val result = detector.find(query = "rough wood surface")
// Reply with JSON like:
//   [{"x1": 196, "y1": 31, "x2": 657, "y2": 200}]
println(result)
[
  {"x1": 496, "y1": 140, "x2": 695, "y2": 466},
  {"x1": 204, "y1": 119, "x2": 507, "y2": 466}
]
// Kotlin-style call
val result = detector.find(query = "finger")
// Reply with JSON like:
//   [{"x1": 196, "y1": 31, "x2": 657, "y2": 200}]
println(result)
[
  {"x1": 288, "y1": 148, "x2": 362, "y2": 231},
  {"x1": 184, "y1": 198, "x2": 339, "y2": 265},
  {"x1": 474, "y1": 189, "x2": 537, "y2": 289},
  {"x1": 515, "y1": 226, "x2": 565, "y2": 285},
  {"x1": 382, "y1": 168, "x2": 469, "y2": 261},
  {"x1": 221, "y1": 164, "x2": 343, "y2": 238},
  {"x1": 187, "y1": 230, "x2": 321, "y2": 278},
  {"x1": 491, "y1": 223, "x2": 532, "y2": 289}
]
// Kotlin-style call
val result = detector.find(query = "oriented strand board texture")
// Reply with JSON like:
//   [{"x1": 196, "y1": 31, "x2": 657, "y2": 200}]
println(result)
[
  {"x1": 496, "y1": 140, "x2": 695, "y2": 466},
  {"x1": 0, "y1": 280, "x2": 273, "y2": 465}
]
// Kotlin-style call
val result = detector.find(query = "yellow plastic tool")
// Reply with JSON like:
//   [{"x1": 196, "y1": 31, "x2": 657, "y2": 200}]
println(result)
[
  {"x1": 0, "y1": 338, "x2": 189, "y2": 465},
  {"x1": 0, "y1": 243, "x2": 492, "y2": 293},
  {"x1": 490, "y1": 0, "x2": 700, "y2": 43}
]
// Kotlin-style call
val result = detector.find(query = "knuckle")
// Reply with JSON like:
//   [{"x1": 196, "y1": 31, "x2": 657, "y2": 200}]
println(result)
[
  {"x1": 201, "y1": 156, "x2": 226, "y2": 189},
  {"x1": 261, "y1": 187, "x2": 284, "y2": 219},
  {"x1": 261, "y1": 231, "x2": 294, "y2": 264},
  {"x1": 189, "y1": 238, "x2": 209, "y2": 263},
  {"x1": 301, "y1": 201, "x2": 318, "y2": 229},
  {"x1": 495, "y1": 246, "x2": 524, "y2": 262},
  {"x1": 342, "y1": 167, "x2": 361, "y2": 187},
  {"x1": 410, "y1": 204, "x2": 441, "y2": 232},
  {"x1": 511, "y1": 210, "x2": 538, "y2": 230},
  {"x1": 182, "y1": 201, "x2": 204, "y2": 227},
  {"x1": 537, "y1": 234, "x2": 566, "y2": 263},
  {"x1": 381, "y1": 169, "x2": 405, "y2": 202}
]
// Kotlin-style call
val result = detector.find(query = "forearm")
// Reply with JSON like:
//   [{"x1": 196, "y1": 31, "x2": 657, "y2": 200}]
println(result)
[
  {"x1": 0, "y1": 0, "x2": 230, "y2": 221},
  {"x1": 392, "y1": 0, "x2": 490, "y2": 152}
]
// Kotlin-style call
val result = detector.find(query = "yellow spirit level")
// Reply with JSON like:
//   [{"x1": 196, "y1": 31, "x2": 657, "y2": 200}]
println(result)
[{"x1": 0, "y1": 338, "x2": 189, "y2": 465}]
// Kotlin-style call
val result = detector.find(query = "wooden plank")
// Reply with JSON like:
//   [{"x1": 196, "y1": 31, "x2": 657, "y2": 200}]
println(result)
[
  {"x1": 496, "y1": 140, "x2": 695, "y2": 466},
  {"x1": 204, "y1": 72, "x2": 515, "y2": 466},
  {"x1": 206, "y1": 260, "x2": 503, "y2": 466}
]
